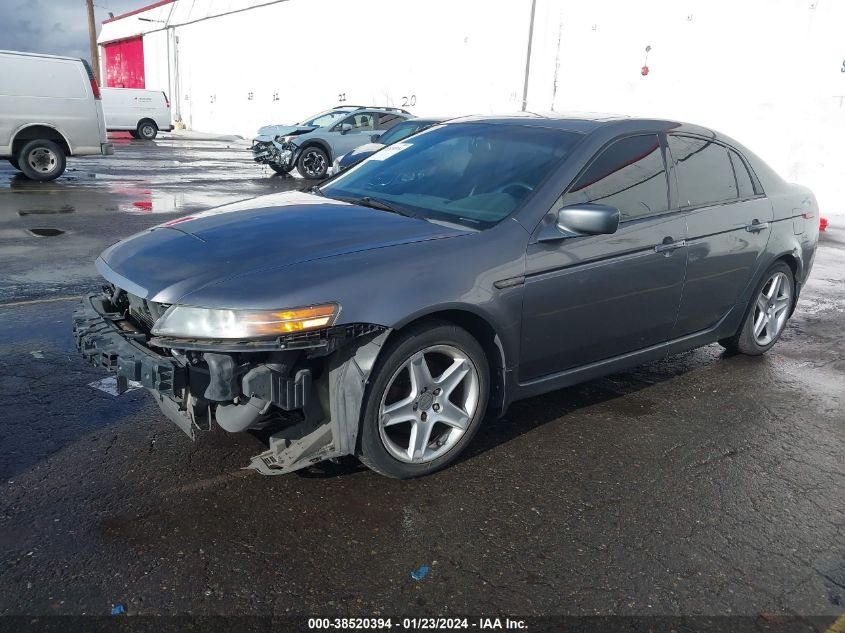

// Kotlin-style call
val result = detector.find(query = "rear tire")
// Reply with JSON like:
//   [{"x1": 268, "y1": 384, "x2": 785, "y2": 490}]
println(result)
[
  {"x1": 137, "y1": 120, "x2": 158, "y2": 140},
  {"x1": 357, "y1": 321, "x2": 489, "y2": 479},
  {"x1": 296, "y1": 146, "x2": 329, "y2": 179},
  {"x1": 719, "y1": 261, "x2": 794, "y2": 355},
  {"x1": 17, "y1": 139, "x2": 66, "y2": 181},
  {"x1": 8, "y1": 159, "x2": 20, "y2": 170},
  {"x1": 129, "y1": 130, "x2": 140, "y2": 139}
]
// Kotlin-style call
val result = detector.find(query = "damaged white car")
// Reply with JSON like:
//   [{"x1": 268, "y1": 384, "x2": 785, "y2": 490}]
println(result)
[{"x1": 251, "y1": 105, "x2": 410, "y2": 179}]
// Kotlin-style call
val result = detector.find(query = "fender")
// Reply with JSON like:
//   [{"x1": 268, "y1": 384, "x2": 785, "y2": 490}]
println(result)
[
  {"x1": 10, "y1": 123, "x2": 73, "y2": 154},
  {"x1": 293, "y1": 138, "x2": 333, "y2": 163}
]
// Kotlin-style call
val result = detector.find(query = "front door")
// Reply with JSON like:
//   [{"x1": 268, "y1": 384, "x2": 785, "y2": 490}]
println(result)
[
  {"x1": 331, "y1": 111, "x2": 379, "y2": 157},
  {"x1": 519, "y1": 133, "x2": 688, "y2": 382},
  {"x1": 666, "y1": 135, "x2": 774, "y2": 336}
]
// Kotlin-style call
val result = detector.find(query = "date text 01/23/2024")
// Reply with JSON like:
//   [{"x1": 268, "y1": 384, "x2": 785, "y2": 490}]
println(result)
[{"x1": 307, "y1": 617, "x2": 528, "y2": 630}]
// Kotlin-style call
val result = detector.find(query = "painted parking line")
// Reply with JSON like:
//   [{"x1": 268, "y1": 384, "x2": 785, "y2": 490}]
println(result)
[{"x1": 88, "y1": 376, "x2": 142, "y2": 396}]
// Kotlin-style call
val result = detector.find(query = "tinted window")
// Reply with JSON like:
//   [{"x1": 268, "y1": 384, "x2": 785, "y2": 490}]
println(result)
[
  {"x1": 668, "y1": 135, "x2": 737, "y2": 207},
  {"x1": 376, "y1": 113, "x2": 404, "y2": 130},
  {"x1": 561, "y1": 134, "x2": 668, "y2": 220},
  {"x1": 321, "y1": 123, "x2": 582, "y2": 229},
  {"x1": 728, "y1": 149, "x2": 755, "y2": 198}
]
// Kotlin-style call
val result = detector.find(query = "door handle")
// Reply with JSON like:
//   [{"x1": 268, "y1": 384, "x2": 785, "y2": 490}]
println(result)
[
  {"x1": 745, "y1": 220, "x2": 770, "y2": 233},
  {"x1": 654, "y1": 239, "x2": 687, "y2": 253}
]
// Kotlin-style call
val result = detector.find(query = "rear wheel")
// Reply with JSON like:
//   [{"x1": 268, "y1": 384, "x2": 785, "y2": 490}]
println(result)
[
  {"x1": 357, "y1": 321, "x2": 489, "y2": 478},
  {"x1": 137, "y1": 120, "x2": 158, "y2": 140},
  {"x1": 720, "y1": 261, "x2": 794, "y2": 355},
  {"x1": 129, "y1": 130, "x2": 140, "y2": 139},
  {"x1": 297, "y1": 146, "x2": 329, "y2": 179},
  {"x1": 17, "y1": 139, "x2": 66, "y2": 181},
  {"x1": 8, "y1": 159, "x2": 20, "y2": 170}
]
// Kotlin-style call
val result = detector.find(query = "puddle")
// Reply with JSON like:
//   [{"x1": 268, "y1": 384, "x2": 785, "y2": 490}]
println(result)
[
  {"x1": 19, "y1": 205, "x2": 75, "y2": 216},
  {"x1": 27, "y1": 228, "x2": 65, "y2": 237}
]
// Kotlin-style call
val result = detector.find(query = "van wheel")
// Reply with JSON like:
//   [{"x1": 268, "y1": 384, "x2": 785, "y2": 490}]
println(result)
[
  {"x1": 129, "y1": 131, "x2": 140, "y2": 139},
  {"x1": 357, "y1": 321, "x2": 489, "y2": 479},
  {"x1": 18, "y1": 140, "x2": 66, "y2": 181},
  {"x1": 8, "y1": 159, "x2": 20, "y2": 170},
  {"x1": 137, "y1": 120, "x2": 158, "y2": 140}
]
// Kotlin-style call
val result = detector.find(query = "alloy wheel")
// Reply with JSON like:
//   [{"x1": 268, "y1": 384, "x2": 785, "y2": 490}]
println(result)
[
  {"x1": 752, "y1": 271, "x2": 791, "y2": 346},
  {"x1": 301, "y1": 150, "x2": 326, "y2": 178},
  {"x1": 378, "y1": 344, "x2": 480, "y2": 464}
]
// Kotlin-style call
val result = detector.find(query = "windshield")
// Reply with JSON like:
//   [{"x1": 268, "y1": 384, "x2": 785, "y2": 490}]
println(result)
[
  {"x1": 321, "y1": 123, "x2": 582, "y2": 229},
  {"x1": 377, "y1": 121, "x2": 432, "y2": 146},
  {"x1": 301, "y1": 109, "x2": 353, "y2": 127}
]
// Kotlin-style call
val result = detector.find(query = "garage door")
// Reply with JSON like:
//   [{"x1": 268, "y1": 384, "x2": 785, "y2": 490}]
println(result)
[{"x1": 103, "y1": 37, "x2": 145, "y2": 88}]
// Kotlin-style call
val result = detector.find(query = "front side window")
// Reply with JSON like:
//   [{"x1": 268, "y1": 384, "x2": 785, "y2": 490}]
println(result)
[
  {"x1": 560, "y1": 134, "x2": 668, "y2": 221},
  {"x1": 321, "y1": 123, "x2": 582, "y2": 229},
  {"x1": 338, "y1": 113, "x2": 376, "y2": 131},
  {"x1": 668, "y1": 135, "x2": 737, "y2": 207}
]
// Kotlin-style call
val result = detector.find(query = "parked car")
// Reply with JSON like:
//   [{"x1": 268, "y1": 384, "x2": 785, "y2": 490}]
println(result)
[
  {"x1": 101, "y1": 87, "x2": 173, "y2": 140},
  {"x1": 74, "y1": 113, "x2": 819, "y2": 479},
  {"x1": 333, "y1": 117, "x2": 447, "y2": 173},
  {"x1": 251, "y1": 105, "x2": 410, "y2": 179},
  {"x1": 0, "y1": 49, "x2": 113, "y2": 181}
]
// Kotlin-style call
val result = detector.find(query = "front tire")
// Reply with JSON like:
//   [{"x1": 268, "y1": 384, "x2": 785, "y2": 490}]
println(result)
[
  {"x1": 720, "y1": 261, "x2": 794, "y2": 355},
  {"x1": 137, "y1": 120, "x2": 158, "y2": 140},
  {"x1": 297, "y1": 146, "x2": 329, "y2": 179},
  {"x1": 17, "y1": 139, "x2": 66, "y2": 181},
  {"x1": 269, "y1": 164, "x2": 293, "y2": 175},
  {"x1": 358, "y1": 321, "x2": 489, "y2": 479}
]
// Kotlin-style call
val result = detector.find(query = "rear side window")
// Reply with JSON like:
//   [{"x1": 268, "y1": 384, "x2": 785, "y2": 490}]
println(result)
[
  {"x1": 668, "y1": 135, "x2": 737, "y2": 207},
  {"x1": 728, "y1": 149, "x2": 755, "y2": 198},
  {"x1": 561, "y1": 134, "x2": 668, "y2": 221}
]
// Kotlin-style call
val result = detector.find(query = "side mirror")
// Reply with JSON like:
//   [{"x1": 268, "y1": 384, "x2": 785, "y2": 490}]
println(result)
[
  {"x1": 370, "y1": 133, "x2": 381, "y2": 143},
  {"x1": 537, "y1": 203, "x2": 620, "y2": 241},
  {"x1": 340, "y1": 123, "x2": 353, "y2": 134}
]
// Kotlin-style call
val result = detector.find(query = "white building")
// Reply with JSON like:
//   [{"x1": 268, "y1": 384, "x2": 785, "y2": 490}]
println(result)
[{"x1": 98, "y1": 0, "x2": 845, "y2": 216}]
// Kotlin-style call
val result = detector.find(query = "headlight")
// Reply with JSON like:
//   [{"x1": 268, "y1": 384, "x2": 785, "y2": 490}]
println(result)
[{"x1": 151, "y1": 303, "x2": 339, "y2": 339}]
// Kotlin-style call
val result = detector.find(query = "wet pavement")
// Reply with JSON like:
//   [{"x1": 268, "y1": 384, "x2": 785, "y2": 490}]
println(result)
[{"x1": 0, "y1": 140, "x2": 843, "y2": 622}]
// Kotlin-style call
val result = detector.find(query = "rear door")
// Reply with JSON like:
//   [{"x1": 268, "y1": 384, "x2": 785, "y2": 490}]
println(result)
[
  {"x1": 667, "y1": 135, "x2": 773, "y2": 337},
  {"x1": 519, "y1": 133, "x2": 688, "y2": 381}
]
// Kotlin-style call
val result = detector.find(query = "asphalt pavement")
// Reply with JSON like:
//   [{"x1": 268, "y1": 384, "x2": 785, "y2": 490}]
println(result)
[{"x1": 0, "y1": 139, "x2": 842, "y2": 626}]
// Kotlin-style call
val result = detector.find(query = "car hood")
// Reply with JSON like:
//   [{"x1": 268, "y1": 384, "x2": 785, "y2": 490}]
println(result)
[
  {"x1": 254, "y1": 124, "x2": 316, "y2": 140},
  {"x1": 98, "y1": 191, "x2": 470, "y2": 305}
]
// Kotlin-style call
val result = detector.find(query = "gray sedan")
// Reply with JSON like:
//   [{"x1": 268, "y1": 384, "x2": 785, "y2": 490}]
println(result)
[{"x1": 74, "y1": 113, "x2": 819, "y2": 478}]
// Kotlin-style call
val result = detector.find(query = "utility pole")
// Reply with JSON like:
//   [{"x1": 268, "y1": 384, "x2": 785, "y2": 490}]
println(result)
[
  {"x1": 521, "y1": 0, "x2": 537, "y2": 111},
  {"x1": 85, "y1": 0, "x2": 101, "y2": 84}
]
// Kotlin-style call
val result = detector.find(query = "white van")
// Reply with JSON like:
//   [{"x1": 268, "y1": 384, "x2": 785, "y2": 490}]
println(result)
[
  {"x1": 0, "y1": 50, "x2": 113, "y2": 181},
  {"x1": 101, "y1": 88, "x2": 173, "y2": 140}
]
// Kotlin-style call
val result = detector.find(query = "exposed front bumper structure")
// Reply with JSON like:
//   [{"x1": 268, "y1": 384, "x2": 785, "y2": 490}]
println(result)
[
  {"x1": 73, "y1": 291, "x2": 391, "y2": 475},
  {"x1": 251, "y1": 136, "x2": 295, "y2": 168}
]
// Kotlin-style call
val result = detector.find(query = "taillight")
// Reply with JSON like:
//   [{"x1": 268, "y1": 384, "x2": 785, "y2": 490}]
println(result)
[
  {"x1": 163, "y1": 92, "x2": 170, "y2": 108},
  {"x1": 80, "y1": 58, "x2": 101, "y2": 99}
]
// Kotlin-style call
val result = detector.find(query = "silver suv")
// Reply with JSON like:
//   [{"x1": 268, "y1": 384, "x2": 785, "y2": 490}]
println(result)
[{"x1": 251, "y1": 106, "x2": 410, "y2": 179}]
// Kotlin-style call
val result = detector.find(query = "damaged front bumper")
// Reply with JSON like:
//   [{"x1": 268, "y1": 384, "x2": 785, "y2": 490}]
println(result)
[
  {"x1": 251, "y1": 135, "x2": 296, "y2": 168},
  {"x1": 73, "y1": 291, "x2": 390, "y2": 475}
]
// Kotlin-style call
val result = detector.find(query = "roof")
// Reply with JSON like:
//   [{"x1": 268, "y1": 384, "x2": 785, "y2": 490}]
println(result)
[
  {"x1": 0, "y1": 49, "x2": 82, "y2": 62},
  {"x1": 102, "y1": 0, "x2": 174, "y2": 24},
  {"x1": 446, "y1": 111, "x2": 633, "y2": 134}
]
